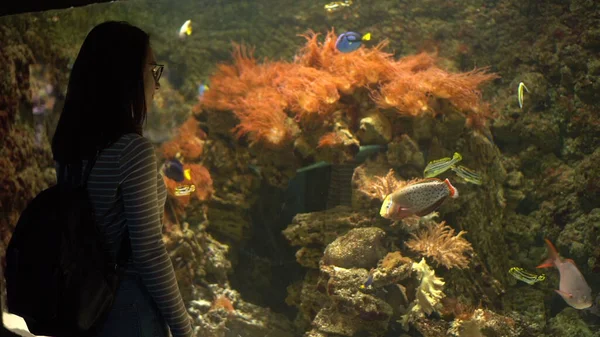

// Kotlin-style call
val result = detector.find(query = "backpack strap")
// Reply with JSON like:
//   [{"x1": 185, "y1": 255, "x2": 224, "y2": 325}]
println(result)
[
  {"x1": 82, "y1": 150, "x2": 100, "y2": 188},
  {"x1": 115, "y1": 227, "x2": 131, "y2": 268}
]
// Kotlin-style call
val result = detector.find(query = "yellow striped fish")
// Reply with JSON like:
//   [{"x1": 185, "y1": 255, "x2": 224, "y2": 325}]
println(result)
[
  {"x1": 509, "y1": 267, "x2": 545, "y2": 285},
  {"x1": 451, "y1": 165, "x2": 483, "y2": 185},
  {"x1": 518, "y1": 82, "x2": 529, "y2": 109},
  {"x1": 423, "y1": 152, "x2": 463, "y2": 178}
]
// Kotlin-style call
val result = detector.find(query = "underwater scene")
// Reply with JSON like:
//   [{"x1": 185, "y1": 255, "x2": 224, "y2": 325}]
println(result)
[{"x1": 1, "y1": 0, "x2": 600, "y2": 336}]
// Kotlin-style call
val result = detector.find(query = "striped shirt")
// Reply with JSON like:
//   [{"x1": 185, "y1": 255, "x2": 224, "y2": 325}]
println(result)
[{"x1": 58, "y1": 133, "x2": 192, "y2": 337}]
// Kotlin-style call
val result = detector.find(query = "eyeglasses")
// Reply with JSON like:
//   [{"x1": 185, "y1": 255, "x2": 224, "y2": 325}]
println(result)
[{"x1": 150, "y1": 63, "x2": 164, "y2": 84}]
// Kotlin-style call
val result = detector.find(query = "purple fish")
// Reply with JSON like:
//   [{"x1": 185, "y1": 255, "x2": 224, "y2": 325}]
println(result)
[{"x1": 537, "y1": 239, "x2": 592, "y2": 309}]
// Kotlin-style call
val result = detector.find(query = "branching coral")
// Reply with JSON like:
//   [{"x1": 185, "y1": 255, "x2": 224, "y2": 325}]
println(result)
[
  {"x1": 405, "y1": 221, "x2": 474, "y2": 269},
  {"x1": 200, "y1": 29, "x2": 497, "y2": 161},
  {"x1": 161, "y1": 116, "x2": 206, "y2": 160},
  {"x1": 357, "y1": 169, "x2": 412, "y2": 201},
  {"x1": 373, "y1": 57, "x2": 499, "y2": 116}
]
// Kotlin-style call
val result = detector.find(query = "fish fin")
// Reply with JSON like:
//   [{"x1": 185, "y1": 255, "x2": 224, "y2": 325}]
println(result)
[
  {"x1": 362, "y1": 32, "x2": 371, "y2": 41},
  {"x1": 555, "y1": 289, "x2": 573, "y2": 299},
  {"x1": 392, "y1": 207, "x2": 415, "y2": 220},
  {"x1": 414, "y1": 197, "x2": 447, "y2": 217},
  {"x1": 443, "y1": 178, "x2": 459, "y2": 198},
  {"x1": 536, "y1": 260, "x2": 554, "y2": 269},
  {"x1": 541, "y1": 238, "x2": 560, "y2": 264},
  {"x1": 410, "y1": 177, "x2": 442, "y2": 185}
]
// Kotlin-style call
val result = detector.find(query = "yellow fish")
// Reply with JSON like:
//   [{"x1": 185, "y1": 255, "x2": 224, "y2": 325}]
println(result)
[
  {"x1": 423, "y1": 152, "x2": 462, "y2": 178},
  {"x1": 324, "y1": 0, "x2": 353, "y2": 13},
  {"x1": 174, "y1": 184, "x2": 195, "y2": 196},
  {"x1": 178, "y1": 19, "x2": 192, "y2": 38},
  {"x1": 518, "y1": 82, "x2": 529, "y2": 109},
  {"x1": 183, "y1": 168, "x2": 192, "y2": 181},
  {"x1": 450, "y1": 165, "x2": 483, "y2": 185},
  {"x1": 509, "y1": 267, "x2": 545, "y2": 285}
]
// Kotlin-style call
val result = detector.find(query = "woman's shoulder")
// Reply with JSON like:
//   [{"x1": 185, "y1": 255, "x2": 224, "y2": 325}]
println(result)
[
  {"x1": 107, "y1": 133, "x2": 154, "y2": 162},
  {"x1": 108, "y1": 133, "x2": 150, "y2": 151}
]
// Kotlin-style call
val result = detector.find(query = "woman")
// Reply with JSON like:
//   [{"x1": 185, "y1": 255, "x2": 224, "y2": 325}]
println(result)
[{"x1": 52, "y1": 21, "x2": 193, "y2": 337}]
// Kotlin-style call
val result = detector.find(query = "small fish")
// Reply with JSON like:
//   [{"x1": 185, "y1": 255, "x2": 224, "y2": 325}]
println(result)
[
  {"x1": 335, "y1": 31, "x2": 371, "y2": 53},
  {"x1": 163, "y1": 159, "x2": 186, "y2": 182},
  {"x1": 178, "y1": 19, "x2": 192, "y2": 38},
  {"x1": 198, "y1": 83, "x2": 209, "y2": 99},
  {"x1": 380, "y1": 178, "x2": 458, "y2": 220},
  {"x1": 537, "y1": 239, "x2": 592, "y2": 309},
  {"x1": 517, "y1": 82, "x2": 529, "y2": 109},
  {"x1": 174, "y1": 184, "x2": 196, "y2": 196},
  {"x1": 359, "y1": 269, "x2": 374, "y2": 289},
  {"x1": 354, "y1": 144, "x2": 387, "y2": 163},
  {"x1": 509, "y1": 267, "x2": 546, "y2": 285},
  {"x1": 450, "y1": 165, "x2": 483, "y2": 185},
  {"x1": 324, "y1": 0, "x2": 353, "y2": 13},
  {"x1": 423, "y1": 152, "x2": 463, "y2": 178}
]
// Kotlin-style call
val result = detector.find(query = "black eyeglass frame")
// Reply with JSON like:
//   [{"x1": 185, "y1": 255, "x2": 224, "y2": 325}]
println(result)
[{"x1": 150, "y1": 63, "x2": 164, "y2": 84}]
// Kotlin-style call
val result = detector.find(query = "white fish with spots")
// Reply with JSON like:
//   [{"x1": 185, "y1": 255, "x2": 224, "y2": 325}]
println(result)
[{"x1": 380, "y1": 178, "x2": 458, "y2": 220}]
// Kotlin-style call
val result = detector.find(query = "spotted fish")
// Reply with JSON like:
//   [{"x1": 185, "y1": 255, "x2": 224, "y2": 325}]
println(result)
[{"x1": 380, "y1": 178, "x2": 458, "y2": 220}]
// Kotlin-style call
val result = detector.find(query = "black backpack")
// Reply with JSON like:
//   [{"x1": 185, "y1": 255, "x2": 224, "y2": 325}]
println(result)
[{"x1": 4, "y1": 156, "x2": 130, "y2": 337}]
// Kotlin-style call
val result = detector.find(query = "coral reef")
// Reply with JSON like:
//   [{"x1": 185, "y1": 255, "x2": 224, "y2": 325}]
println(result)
[
  {"x1": 199, "y1": 30, "x2": 497, "y2": 187},
  {"x1": 406, "y1": 221, "x2": 474, "y2": 269},
  {"x1": 400, "y1": 258, "x2": 445, "y2": 330}
]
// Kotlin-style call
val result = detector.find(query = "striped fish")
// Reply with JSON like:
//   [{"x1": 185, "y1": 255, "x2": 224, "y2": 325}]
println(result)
[
  {"x1": 423, "y1": 152, "x2": 462, "y2": 178},
  {"x1": 451, "y1": 165, "x2": 483, "y2": 185}
]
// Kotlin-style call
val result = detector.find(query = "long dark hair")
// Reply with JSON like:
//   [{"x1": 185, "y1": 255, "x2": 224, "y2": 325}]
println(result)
[{"x1": 52, "y1": 21, "x2": 150, "y2": 162}]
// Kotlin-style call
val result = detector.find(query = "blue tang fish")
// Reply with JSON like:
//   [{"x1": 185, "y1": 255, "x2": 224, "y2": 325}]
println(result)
[
  {"x1": 198, "y1": 83, "x2": 209, "y2": 99},
  {"x1": 163, "y1": 158, "x2": 186, "y2": 182},
  {"x1": 335, "y1": 31, "x2": 371, "y2": 53}
]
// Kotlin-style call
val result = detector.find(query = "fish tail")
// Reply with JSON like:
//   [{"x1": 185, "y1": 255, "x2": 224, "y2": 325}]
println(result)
[
  {"x1": 536, "y1": 238, "x2": 558, "y2": 269},
  {"x1": 362, "y1": 32, "x2": 371, "y2": 41},
  {"x1": 443, "y1": 178, "x2": 459, "y2": 198}
]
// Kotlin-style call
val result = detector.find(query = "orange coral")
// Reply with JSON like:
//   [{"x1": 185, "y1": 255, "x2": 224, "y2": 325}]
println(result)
[
  {"x1": 200, "y1": 29, "x2": 497, "y2": 149},
  {"x1": 317, "y1": 132, "x2": 343, "y2": 148},
  {"x1": 211, "y1": 295, "x2": 235, "y2": 314},
  {"x1": 161, "y1": 116, "x2": 206, "y2": 160},
  {"x1": 232, "y1": 87, "x2": 292, "y2": 148},
  {"x1": 186, "y1": 163, "x2": 213, "y2": 201},
  {"x1": 405, "y1": 221, "x2": 473, "y2": 269},
  {"x1": 373, "y1": 54, "x2": 498, "y2": 116}
]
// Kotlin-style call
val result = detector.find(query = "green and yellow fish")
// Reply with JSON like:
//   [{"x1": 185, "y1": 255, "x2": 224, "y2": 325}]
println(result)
[
  {"x1": 517, "y1": 82, "x2": 529, "y2": 109},
  {"x1": 324, "y1": 0, "x2": 353, "y2": 13},
  {"x1": 509, "y1": 267, "x2": 546, "y2": 285},
  {"x1": 174, "y1": 184, "x2": 196, "y2": 196},
  {"x1": 178, "y1": 19, "x2": 192, "y2": 39},
  {"x1": 423, "y1": 152, "x2": 463, "y2": 178},
  {"x1": 451, "y1": 165, "x2": 483, "y2": 185}
]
